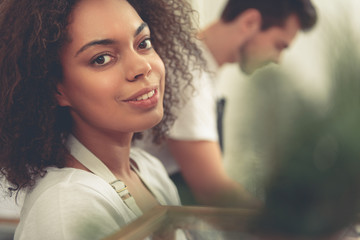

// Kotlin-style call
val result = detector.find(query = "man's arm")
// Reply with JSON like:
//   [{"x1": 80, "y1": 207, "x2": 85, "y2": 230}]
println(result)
[{"x1": 167, "y1": 139, "x2": 262, "y2": 208}]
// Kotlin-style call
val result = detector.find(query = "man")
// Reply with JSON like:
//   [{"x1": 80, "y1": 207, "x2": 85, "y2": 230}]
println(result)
[{"x1": 136, "y1": 0, "x2": 317, "y2": 208}]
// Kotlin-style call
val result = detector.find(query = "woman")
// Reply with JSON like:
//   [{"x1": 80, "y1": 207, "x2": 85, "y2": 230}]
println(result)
[{"x1": 0, "y1": 0, "x2": 203, "y2": 239}]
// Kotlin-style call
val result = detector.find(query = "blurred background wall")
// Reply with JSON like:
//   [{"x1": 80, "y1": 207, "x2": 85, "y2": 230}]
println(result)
[{"x1": 190, "y1": 0, "x2": 360, "y2": 199}]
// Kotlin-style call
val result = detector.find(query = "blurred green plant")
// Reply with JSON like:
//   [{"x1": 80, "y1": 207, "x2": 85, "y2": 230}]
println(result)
[{"x1": 243, "y1": 11, "x2": 360, "y2": 238}]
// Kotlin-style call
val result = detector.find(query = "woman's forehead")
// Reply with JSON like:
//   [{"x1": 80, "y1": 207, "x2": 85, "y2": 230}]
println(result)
[
  {"x1": 64, "y1": 0, "x2": 144, "y2": 50},
  {"x1": 68, "y1": 0, "x2": 142, "y2": 34}
]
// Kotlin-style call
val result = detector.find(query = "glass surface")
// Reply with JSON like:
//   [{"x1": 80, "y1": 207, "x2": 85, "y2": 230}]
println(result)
[{"x1": 104, "y1": 206, "x2": 360, "y2": 240}]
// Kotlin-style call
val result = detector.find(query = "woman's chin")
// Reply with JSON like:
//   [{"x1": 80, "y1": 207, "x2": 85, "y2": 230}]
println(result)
[{"x1": 136, "y1": 114, "x2": 164, "y2": 132}]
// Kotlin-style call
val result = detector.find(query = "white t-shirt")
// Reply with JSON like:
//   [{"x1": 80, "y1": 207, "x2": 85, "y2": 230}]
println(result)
[
  {"x1": 135, "y1": 44, "x2": 220, "y2": 175},
  {"x1": 14, "y1": 148, "x2": 181, "y2": 240}
]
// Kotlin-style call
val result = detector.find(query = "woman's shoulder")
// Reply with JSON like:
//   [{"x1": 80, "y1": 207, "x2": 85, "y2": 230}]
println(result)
[
  {"x1": 16, "y1": 167, "x2": 133, "y2": 240},
  {"x1": 31, "y1": 167, "x2": 110, "y2": 195},
  {"x1": 23, "y1": 168, "x2": 121, "y2": 214}
]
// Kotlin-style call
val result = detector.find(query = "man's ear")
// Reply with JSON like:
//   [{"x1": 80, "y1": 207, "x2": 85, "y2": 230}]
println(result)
[
  {"x1": 235, "y1": 8, "x2": 261, "y2": 36},
  {"x1": 55, "y1": 83, "x2": 71, "y2": 107}
]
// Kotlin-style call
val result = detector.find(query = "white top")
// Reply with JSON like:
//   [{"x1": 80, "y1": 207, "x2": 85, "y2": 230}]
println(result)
[
  {"x1": 14, "y1": 147, "x2": 181, "y2": 240},
  {"x1": 134, "y1": 43, "x2": 220, "y2": 174}
]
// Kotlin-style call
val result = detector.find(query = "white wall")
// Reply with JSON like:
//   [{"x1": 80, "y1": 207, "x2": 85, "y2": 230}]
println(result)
[{"x1": 190, "y1": 0, "x2": 226, "y2": 27}]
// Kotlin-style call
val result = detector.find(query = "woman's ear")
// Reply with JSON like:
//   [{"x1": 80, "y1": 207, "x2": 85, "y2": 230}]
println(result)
[
  {"x1": 55, "y1": 83, "x2": 71, "y2": 107},
  {"x1": 235, "y1": 8, "x2": 262, "y2": 36}
]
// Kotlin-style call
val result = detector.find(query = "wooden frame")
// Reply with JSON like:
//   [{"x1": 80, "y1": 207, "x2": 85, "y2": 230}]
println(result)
[
  {"x1": 0, "y1": 218, "x2": 19, "y2": 225},
  {"x1": 103, "y1": 206, "x2": 258, "y2": 240}
]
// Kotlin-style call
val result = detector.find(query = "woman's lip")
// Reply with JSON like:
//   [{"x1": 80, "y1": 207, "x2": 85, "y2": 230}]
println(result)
[
  {"x1": 124, "y1": 86, "x2": 158, "y2": 102},
  {"x1": 124, "y1": 88, "x2": 160, "y2": 109}
]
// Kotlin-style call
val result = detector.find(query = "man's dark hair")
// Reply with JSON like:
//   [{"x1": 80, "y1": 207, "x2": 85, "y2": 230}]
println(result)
[{"x1": 221, "y1": 0, "x2": 317, "y2": 31}]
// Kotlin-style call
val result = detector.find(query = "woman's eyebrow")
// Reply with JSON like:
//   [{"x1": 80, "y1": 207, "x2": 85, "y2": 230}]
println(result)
[
  {"x1": 75, "y1": 22, "x2": 149, "y2": 57},
  {"x1": 134, "y1": 22, "x2": 149, "y2": 37},
  {"x1": 75, "y1": 39, "x2": 117, "y2": 57}
]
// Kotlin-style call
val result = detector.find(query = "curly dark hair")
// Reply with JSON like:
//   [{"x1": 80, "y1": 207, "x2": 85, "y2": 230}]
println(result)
[{"x1": 0, "y1": 0, "x2": 204, "y2": 195}]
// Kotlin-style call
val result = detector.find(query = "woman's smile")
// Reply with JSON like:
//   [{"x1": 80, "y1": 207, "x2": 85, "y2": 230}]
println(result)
[{"x1": 122, "y1": 87, "x2": 160, "y2": 109}]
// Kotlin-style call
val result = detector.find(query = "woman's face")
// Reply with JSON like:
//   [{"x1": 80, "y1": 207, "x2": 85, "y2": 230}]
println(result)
[{"x1": 57, "y1": 0, "x2": 165, "y2": 137}]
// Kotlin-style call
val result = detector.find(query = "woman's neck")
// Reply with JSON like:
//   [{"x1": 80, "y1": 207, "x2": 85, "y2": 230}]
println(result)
[{"x1": 68, "y1": 131, "x2": 134, "y2": 178}]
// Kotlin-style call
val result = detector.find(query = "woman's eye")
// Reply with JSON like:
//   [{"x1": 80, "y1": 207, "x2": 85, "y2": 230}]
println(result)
[
  {"x1": 138, "y1": 38, "x2": 152, "y2": 50},
  {"x1": 91, "y1": 54, "x2": 112, "y2": 66}
]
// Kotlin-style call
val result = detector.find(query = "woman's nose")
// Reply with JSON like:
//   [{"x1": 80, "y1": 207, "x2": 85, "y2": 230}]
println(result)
[{"x1": 125, "y1": 52, "x2": 152, "y2": 82}]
